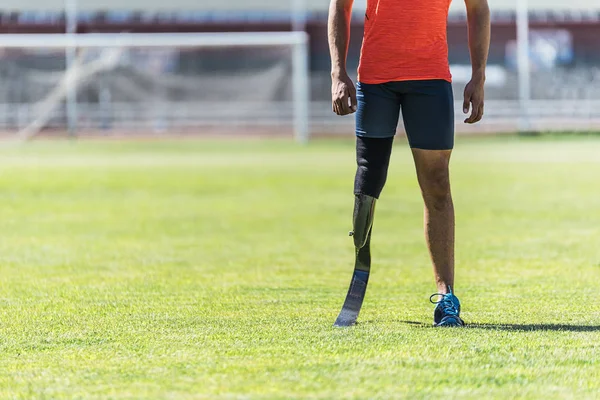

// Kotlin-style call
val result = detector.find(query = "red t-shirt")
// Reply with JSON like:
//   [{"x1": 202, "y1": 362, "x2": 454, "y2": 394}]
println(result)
[{"x1": 357, "y1": 0, "x2": 453, "y2": 84}]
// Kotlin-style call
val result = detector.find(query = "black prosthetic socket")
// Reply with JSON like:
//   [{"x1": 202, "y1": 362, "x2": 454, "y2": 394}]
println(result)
[{"x1": 354, "y1": 136, "x2": 394, "y2": 199}]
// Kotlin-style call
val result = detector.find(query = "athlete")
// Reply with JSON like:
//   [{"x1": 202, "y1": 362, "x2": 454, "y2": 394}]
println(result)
[{"x1": 329, "y1": 0, "x2": 490, "y2": 326}]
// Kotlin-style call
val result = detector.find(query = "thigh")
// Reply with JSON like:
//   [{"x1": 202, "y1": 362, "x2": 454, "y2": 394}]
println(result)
[
  {"x1": 355, "y1": 82, "x2": 401, "y2": 139},
  {"x1": 411, "y1": 148, "x2": 452, "y2": 194},
  {"x1": 400, "y1": 80, "x2": 454, "y2": 150}
]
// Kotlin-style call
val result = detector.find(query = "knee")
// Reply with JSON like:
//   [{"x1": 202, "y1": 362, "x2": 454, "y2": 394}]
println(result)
[
  {"x1": 354, "y1": 137, "x2": 393, "y2": 198},
  {"x1": 419, "y1": 165, "x2": 451, "y2": 205}
]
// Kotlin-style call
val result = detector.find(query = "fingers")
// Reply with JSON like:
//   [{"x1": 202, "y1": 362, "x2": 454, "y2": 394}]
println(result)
[
  {"x1": 463, "y1": 81, "x2": 485, "y2": 124},
  {"x1": 334, "y1": 100, "x2": 347, "y2": 115},
  {"x1": 331, "y1": 78, "x2": 357, "y2": 116},
  {"x1": 349, "y1": 86, "x2": 357, "y2": 113},
  {"x1": 464, "y1": 104, "x2": 475, "y2": 123},
  {"x1": 463, "y1": 95, "x2": 471, "y2": 115},
  {"x1": 464, "y1": 100, "x2": 484, "y2": 124},
  {"x1": 332, "y1": 91, "x2": 355, "y2": 115},
  {"x1": 339, "y1": 90, "x2": 351, "y2": 115},
  {"x1": 332, "y1": 100, "x2": 340, "y2": 115},
  {"x1": 474, "y1": 103, "x2": 484, "y2": 123}
]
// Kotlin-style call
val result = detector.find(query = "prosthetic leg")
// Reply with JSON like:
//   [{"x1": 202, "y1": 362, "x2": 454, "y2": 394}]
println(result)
[
  {"x1": 333, "y1": 194, "x2": 376, "y2": 327},
  {"x1": 334, "y1": 136, "x2": 393, "y2": 327}
]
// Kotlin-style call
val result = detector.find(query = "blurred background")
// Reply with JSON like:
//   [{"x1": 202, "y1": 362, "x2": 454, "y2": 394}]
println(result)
[{"x1": 0, "y1": 0, "x2": 598, "y2": 140}]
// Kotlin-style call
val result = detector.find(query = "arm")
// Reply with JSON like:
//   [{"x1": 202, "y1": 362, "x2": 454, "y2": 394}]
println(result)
[
  {"x1": 328, "y1": 0, "x2": 356, "y2": 115},
  {"x1": 463, "y1": 0, "x2": 490, "y2": 123}
]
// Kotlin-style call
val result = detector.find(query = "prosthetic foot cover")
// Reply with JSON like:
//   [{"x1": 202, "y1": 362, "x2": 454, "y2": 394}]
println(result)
[{"x1": 334, "y1": 194, "x2": 376, "y2": 327}]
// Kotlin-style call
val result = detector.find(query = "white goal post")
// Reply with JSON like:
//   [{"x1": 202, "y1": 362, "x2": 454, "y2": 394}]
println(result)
[{"x1": 0, "y1": 32, "x2": 311, "y2": 142}]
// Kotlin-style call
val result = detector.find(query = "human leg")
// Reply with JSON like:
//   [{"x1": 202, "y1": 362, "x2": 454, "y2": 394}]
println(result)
[
  {"x1": 400, "y1": 79, "x2": 463, "y2": 326},
  {"x1": 333, "y1": 82, "x2": 399, "y2": 326}
]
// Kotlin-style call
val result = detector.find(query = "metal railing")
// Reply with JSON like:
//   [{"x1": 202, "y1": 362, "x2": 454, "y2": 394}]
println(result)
[{"x1": 0, "y1": 99, "x2": 598, "y2": 135}]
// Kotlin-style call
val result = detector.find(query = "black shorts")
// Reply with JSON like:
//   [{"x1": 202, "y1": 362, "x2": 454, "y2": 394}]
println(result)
[{"x1": 355, "y1": 79, "x2": 455, "y2": 150}]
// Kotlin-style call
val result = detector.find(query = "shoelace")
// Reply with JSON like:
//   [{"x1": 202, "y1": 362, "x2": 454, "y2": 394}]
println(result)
[{"x1": 429, "y1": 289, "x2": 459, "y2": 317}]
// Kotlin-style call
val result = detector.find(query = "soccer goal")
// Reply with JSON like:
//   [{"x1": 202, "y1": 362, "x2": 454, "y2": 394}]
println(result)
[{"x1": 0, "y1": 32, "x2": 310, "y2": 142}]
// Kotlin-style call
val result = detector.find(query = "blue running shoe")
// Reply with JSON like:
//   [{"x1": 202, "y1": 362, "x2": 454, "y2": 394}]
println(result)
[{"x1": 430, "y1": 286, "x2": 465, "y2": 327}]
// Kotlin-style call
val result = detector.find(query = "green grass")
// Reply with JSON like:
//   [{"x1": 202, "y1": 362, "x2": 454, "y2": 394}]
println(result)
[{"x1": 1, "y1": 135, "x2": 600, "y2": 399}]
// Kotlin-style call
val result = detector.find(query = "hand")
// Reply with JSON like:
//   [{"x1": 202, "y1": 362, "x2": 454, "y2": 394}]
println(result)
[
  {"x1": 463, "y1": 76, "x2": 485, "y2": 124},
  {"x1": 331, "y1": 72, "x2": 357, "y2": 116}
]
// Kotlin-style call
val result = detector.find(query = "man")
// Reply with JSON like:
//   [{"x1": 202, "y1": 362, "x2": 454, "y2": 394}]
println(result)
[{"x1": 329, "y1": 0, "x2": 490, "y2": 326}]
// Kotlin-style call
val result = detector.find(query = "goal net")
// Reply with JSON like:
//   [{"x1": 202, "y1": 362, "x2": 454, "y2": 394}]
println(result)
[{"x1": 0, "y1": 32, "x2": 310, "y2": 142}]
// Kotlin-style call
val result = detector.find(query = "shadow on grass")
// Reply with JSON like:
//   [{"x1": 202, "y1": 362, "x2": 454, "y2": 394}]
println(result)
[{"x1": 401, "y1": 321, "x2": 600, "y2": 332}]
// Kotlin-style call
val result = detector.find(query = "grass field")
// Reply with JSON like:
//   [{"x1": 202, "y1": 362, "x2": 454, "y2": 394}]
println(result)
[{"x1": 1, "y1": 135, "x2": 600, "y2": 399}]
